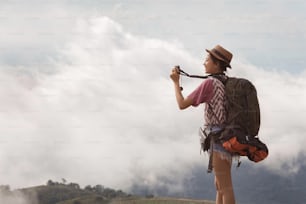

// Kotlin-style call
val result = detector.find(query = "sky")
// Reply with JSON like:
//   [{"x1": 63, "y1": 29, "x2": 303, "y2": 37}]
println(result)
[{"x1": 0, "y1": 0, "x2": 306, "y2": 196}]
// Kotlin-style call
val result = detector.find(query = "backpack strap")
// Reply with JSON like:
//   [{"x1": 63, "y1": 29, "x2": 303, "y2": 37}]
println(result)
[
  {"x1": 203, "y1": 126, "x2": 223, "y2": 173},
  {"x1": 211, "y1": 74, "x2": 229, "y2": 85},
  {"x1": 207, "y1": 139, "x2": 214, "y2": 173}
]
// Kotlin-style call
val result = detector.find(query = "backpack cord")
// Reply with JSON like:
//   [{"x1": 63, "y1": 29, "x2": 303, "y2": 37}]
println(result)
[{"x1": 178, "y1": 68, "x2": 210, "y2": 79}]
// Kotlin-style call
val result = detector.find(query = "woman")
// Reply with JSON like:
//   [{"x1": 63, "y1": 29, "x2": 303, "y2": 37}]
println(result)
[{"x1": 170, "y1": 45, "x2": 235, "y2": 204}]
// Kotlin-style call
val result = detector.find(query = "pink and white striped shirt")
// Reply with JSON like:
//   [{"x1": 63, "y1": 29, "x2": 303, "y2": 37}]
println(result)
[{"x1": 187, "y1": 77, "x2": 227, "y2": 125}]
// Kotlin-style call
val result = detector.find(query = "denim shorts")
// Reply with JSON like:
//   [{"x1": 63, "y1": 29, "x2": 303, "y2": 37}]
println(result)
[
  {"x1": 204, "y1": 125, "x2": 233, "y2": 160},
  {"x1": 213, "y1": 142, "x2": 228, "y2": 152}
]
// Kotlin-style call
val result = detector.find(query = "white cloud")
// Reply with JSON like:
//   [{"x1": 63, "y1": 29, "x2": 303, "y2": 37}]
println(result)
[
  {"x1": 0, "y1": 190, "x2": 37, "y2": 204},
  {"x1": 0, "y1": 16, "x2": 202, "y2": 190},
  {"x1": 0, "y1": 15, "x2": 306, "y2": 193}
]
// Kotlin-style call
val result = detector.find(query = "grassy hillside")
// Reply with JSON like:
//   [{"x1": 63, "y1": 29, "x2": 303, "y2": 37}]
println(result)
[
  {"x1": 17, "y1": 180, "x2": 128, "y2": 204},
  {"x1": 110, "y1": 198, "x2": 214, "y2": 204},
  {"x1": 56, "y1": 195, "x2": 110, "y2": 204},
  {"x1": 3, "y1": 180, "x2": 214, "y2": 204},
  {"x1": 57, "y1": 197, "x2": 214, "y2": 204}
]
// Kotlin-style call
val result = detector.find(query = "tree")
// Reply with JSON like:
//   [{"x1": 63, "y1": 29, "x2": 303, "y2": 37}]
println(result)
[
  {"x1": 68, "y1": 183, "x2": 80, "y2": 190},
  {"x1": 61, "y1": 178, "x2": 67, "y2": 184},
  {"x1": 47, "y1": 180, "x2": 55, "y2": 186},
  {"x1": 84, "y1": 185, "x2": 93, "y2": 192},
  {"x1": 0, "y1": 185, "x2": 10, "y2": 193},
  {"x1": 94, "y1": 185, "x2": 104, "y2": 194}
]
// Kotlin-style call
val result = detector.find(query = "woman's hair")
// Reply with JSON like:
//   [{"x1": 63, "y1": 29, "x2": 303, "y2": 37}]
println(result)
[{"x1": 210, "y1": 54, "x2": 228, "y2": 72}]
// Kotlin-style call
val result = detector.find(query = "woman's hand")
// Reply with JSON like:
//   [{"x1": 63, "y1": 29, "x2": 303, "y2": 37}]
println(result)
[
  {"x1": 170, "y1": 66, "x2": 180, "y2": 84},
  {"x1": 170, "y1": 66, "x2": 193, "y2": 110}
]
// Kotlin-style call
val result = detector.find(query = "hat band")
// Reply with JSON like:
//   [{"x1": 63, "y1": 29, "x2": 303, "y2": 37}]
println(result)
[{"x1": 212, "y1": 48, "x2": 230, "y2": 63}]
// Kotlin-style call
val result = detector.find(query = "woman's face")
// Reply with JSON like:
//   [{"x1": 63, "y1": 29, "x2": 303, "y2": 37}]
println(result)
[{"x1": 203, "y1": 54, "x2": 219, "y2": 74}]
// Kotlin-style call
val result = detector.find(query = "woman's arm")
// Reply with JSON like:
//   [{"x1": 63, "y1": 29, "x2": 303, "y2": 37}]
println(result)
[{"x1": 170, "y1": 67, "x2": 193, "y2": 110}]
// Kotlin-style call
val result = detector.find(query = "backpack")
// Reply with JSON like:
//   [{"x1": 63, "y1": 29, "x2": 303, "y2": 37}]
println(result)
[{"x1": 213, "y1": 76, "x2": 268, "y2": 163}]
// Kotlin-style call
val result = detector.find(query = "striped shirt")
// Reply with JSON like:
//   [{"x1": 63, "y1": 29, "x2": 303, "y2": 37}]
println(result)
[{"x1": 187, "y1": 77, "x2": 226, "y2": 125}]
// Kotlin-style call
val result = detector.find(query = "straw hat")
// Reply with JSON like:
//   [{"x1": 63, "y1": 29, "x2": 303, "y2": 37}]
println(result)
[{"x1": 206, "y1": 45, "x2": 233, "y2": 68}]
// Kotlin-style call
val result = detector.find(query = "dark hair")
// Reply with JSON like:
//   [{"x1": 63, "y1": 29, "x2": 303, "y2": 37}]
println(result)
[{"x1": 210, "y1": 54, "x2": 228, "y2": 72}]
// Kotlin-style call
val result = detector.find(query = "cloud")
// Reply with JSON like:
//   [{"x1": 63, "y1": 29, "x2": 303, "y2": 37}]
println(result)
[
  {"x1": 0, "y1": 15, "x2": 305, "y2": 194},
  {"x1": 0, "y1": 189, "x2": 38, "y2": 204},
  {"x1": 0, "y1": 16, "x2": 201, "y2": 190}
]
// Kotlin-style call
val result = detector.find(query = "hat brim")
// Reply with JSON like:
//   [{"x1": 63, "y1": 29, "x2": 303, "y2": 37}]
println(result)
[{"x1": 206, "y1": 49, "x2": 232, "y2": 68}]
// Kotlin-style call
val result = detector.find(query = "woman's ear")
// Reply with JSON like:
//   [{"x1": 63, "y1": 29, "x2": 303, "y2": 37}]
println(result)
[{"x1": 215, "y1": 61, "x2": 221, "y2": 71}]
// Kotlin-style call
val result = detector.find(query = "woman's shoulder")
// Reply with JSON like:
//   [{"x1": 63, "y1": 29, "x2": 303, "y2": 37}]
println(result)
[
  {"x1": 208, "y1": 75, "x2": 226, "y2": 87},
  {"x1": 202, "y1": 77, "x2": 214, "y2": 84},
  {"x1": 197, "y1": 78, "x2": 214, "y2": 90}
]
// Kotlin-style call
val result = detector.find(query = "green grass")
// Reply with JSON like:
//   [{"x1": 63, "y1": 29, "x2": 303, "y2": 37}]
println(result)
[
  {"x1": 18, "y1": 183, "x2": 215, "y2": 204},
  {"x1": 56, "y1": 197, "x2": 214, "y2": 204},
  {"x1": 56, "y1": 195, "x2": 110, "y2": 204},
  {"x1": 110, "y1": 197, "x2": 214, "y2": 204}
]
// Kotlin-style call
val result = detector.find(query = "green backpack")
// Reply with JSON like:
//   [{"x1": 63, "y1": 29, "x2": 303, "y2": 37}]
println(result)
[
  {"x1": 219, "y1": 77, "x2": 260, "y2": 137},
  {"x1": 213, "y1": 76, "x2": 268, "y2": 163}
]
